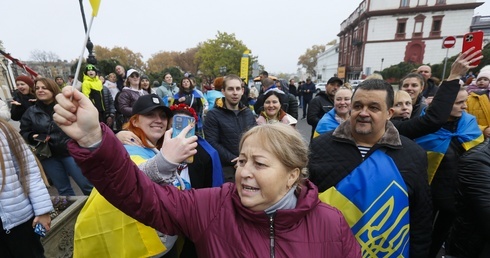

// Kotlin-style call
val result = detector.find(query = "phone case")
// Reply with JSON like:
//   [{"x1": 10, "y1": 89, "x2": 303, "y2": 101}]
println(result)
[
  {"x1": 172, "y1": 115, "x2": 195, "y2": 163},
  {"x1": 462, "y1": 31, "x2": 484, "y2": 66}
]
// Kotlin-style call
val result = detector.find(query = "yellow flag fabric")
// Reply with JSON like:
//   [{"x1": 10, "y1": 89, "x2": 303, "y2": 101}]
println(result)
[
  {"x1": 89, "y1": 0, "x2": 101, "y2": 17},
  {"x1": 73, "y1": 152, "x2": 166, "y2": 258}
]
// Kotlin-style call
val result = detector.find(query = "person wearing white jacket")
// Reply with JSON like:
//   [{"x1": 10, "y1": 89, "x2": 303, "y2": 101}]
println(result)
[
  {"x1": 0, "y1": 118, "x2": 53, "y2": 257},
  {"x1": 0, "y1": 99, "x2": 10, "y2": 121}
]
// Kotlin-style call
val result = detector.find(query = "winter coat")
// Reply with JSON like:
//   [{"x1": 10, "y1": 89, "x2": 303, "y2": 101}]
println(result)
[
  {"x1": 446, "y1": 139, "x2": 490, "y2": 257},
  {"x1": 411, "y1": 94, "x2": 427, "y2": 118},
  {"x1": 155, "y1": 82, "x2": 179, "y2": 99},
  {"x1": 203, "y1": 98, "x2": 256, "y2": 167},
  {"x1": 0, "y1": 99, "x2": 10, "y2": 121},
  {"x1": 466, "y1": 90, "x2": 490, "y2": 132},
  {"x1": 300, "y1": 81, "x2": 315, "y2": 101},
  {"x1": 10, "y1": 90, "x2": 36, "y2": 121},
  {"x1": 0, "y1": 129, "x2": 53, "y2": 231},
  {"x1": 307, "y1": 92, "x2": 334, "y2": 138},
  {"x1": 67, "y1": 125, "x2": 362, "y2": 258},
  {"x1": 20, "y1": 101, "x2": 71, "y2": 157},
  {"x1": 309, "y1": 120, "x2": 433, "y2": 257},
  {"x1": 392, "y1": 79, "x2": 461, "y2": 139}
]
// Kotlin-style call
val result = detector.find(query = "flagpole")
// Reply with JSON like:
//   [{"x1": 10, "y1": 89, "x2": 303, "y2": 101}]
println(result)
[{"x1": 72, "y1": 15, "x2": 95, "y2": 91}]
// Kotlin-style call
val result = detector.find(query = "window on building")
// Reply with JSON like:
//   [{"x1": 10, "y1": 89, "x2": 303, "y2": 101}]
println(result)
[
  {"x1": 418, "y1": 0, "x2": 427, "y2": 5},
  {"x1": 430, "y1": 15, "x2": 444, "y2": 37},
  {"x1": 436, "y1": 0, "x2": 446, "y2": 4},
  {"x1": 396, "y1": 18, "x2": 408, "y2": 40},
  {"x1": 400, "y1": 0, "x2": 409, "y2": 7},
  {"x1": 412, "y1": 14, "x2": 425, "y2": 38}
]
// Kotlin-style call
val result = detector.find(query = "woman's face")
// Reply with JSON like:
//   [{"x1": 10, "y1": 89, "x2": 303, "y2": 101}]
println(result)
[
  {"x1": 35, "y1": 81, "x2": 54, "y2": 104},
  {"x1": 392, "y1": 93, "x2": 413, "y2": 119},
  {"x1": 141, "y1": 79, "x2": 150, "y2": 90},
  {"x1": 476, "y1": 77, "x2": 490, "y2": 89},
  {"x1": 108, "y1": 74, "x2": 117, "y2": 82},
  {"x1": 401, "y1": 77, "x2": 424, "y2": 103},
  {"x1": 164, "y1": 74, "x2": 173, "y2": 84},
  {"x1": 181, "y1": 79, "x2": 191, "y2": 89},
  {"x1": 16, "y1": 81, "x2": 31, "y2": 95},
  {"x1": 264, "y1": 94, "x2": 281, "y2": 118},
  {"x1": 128, "y1": 72, "x2": 140, "y2": 86},
  {"x1": 236, "y1": 135, "x2": 298, "y2": 212},
  {"x1": 132, "y1": 109, "x2": 168, "y2": 145},
  {"x1": 450, "y1": 90, "x2": 468, "y2": 119},
  {"x1": 334, "y1": 89, "x2": 351, "y2": 116}
]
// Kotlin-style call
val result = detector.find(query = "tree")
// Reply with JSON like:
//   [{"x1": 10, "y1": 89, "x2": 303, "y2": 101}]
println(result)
[
  {"x1": 380, "y1": 62, "x2": 419, "y2": 83},
  {"x1": 147, "y1": 51, "x2": 179, "y2": 74},
  {"x1": 195, "y1": 31, "x2": 249, "y2": 78},
  {"x1": 297, "y1": 45, "x2": 326, "y2": 77},
  {"x1": 94, "y1": 45, "x2": 144, "y2": 71},
  {"x1": 30, "y1": 50, "x2": 60, "y2": 63},
  {"x1": 175, "y1": 46, "x2": 200, "y2": 76}
]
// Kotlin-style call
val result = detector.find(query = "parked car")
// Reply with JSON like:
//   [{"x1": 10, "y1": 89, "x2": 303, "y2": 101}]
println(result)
[
  {"x1": 315, "y1": 82, "x2": 327, "y2": 93},
  {"x1": 350, "y1": 80, "x2": 364, "y2": 91}
]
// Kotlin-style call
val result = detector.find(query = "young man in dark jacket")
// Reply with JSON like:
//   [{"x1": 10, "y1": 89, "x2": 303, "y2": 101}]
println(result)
[
  {"x1": 203, "y1": 74, "x2": 256, "y2": 182},
  {"x1": 299, "y1": 78, "x2": 315, "y2": 119},
  {"x1": 309, "y1": 79, "x2": 432, "y2": 257},
  {"x1": 307, "y1": 77, "x2": 342, "y2": 139}
]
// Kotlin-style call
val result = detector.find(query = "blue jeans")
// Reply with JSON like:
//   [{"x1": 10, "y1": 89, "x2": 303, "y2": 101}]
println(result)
[{"x1": 41, "y1": 156, "x2": 93, "y2": 196}]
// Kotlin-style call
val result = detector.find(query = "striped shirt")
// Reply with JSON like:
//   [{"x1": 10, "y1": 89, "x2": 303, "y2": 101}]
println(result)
[{"x1": 357, "y1": 145, "x2": 371, "y2": 159}]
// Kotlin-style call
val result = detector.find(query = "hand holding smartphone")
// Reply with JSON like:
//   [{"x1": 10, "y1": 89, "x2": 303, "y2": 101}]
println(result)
[
  {"x1": 172, "y1": 115, "x2": 195, "y2": 163},
  {"x1": 462, "y1": 31, "x2": 484, "y2": 66}
]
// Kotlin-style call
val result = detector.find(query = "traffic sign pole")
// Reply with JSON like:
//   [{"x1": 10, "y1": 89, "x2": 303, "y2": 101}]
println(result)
[{"x1": 441, "y1": 36, "x2": 456, "y2": 79}]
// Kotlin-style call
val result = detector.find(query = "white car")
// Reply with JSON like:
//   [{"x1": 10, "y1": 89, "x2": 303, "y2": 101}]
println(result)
[
  {"x1": 350, "y1": 80, "x2": 364, "y2": 90},
  {"x1": 315, "y1": 83, "x2": 327, "y2": 93}
]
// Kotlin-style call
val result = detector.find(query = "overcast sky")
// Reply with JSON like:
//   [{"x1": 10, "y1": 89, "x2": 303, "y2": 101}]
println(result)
[{"x1": 1, "y1": 0, "x2": 489, "y2": 74}]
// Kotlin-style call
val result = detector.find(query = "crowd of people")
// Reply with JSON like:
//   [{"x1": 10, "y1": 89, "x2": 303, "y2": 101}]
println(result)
[{"x1": 0, "y1": 46, "x2": 489, "y2": 257}]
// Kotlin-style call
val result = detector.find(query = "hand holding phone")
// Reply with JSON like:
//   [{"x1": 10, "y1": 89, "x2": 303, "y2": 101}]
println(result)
[
  {"x1": 172, "y1": 115, "x2": 196, "y2": 163},
  {"x1": 462, "y1": 31, "x2": 484, "y2": 66},
  {"x1": 34, "y1": 223, "x2": 46, "y2": 237}
]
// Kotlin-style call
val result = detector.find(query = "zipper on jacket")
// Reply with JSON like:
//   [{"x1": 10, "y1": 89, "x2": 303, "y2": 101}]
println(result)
[{"x1": 269, "y1": 213, "x2": 275, "y2": 258}]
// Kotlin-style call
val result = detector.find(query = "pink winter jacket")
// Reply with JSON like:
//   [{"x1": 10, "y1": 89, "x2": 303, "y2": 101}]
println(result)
[{"x1": 68, "y1": 124, "x2": 361, "y2": 258}]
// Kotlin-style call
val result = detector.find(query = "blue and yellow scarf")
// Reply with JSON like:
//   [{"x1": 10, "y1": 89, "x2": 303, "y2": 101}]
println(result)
[
  {"x1": 415, "y1": 112, "x2": 483, "y2": 184},
  {"x1": 319, "y1": 150, "x2": 410, "y2": 257},
  {"x1": 314, "y1": 108, "x2": 339, "y2": 138}
]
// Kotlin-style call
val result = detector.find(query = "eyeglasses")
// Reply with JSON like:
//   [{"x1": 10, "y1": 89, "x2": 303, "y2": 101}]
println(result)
[{"x1": 130, "y1": 74, "x2": 140, "y2": 78}]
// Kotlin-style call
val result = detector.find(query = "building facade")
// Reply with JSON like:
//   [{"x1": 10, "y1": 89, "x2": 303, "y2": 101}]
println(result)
[
  {"x1": 338, "y1": 0, "x2": 483, "y2": 81},
  {"x1": 315, "y1": 43, "x2": 339, "y2": 82}
]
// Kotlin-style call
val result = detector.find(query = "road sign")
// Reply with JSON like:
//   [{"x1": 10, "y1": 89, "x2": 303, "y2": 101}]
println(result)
[{"x1": 442, "y1": 36, "x2": 456, "y2": 49}]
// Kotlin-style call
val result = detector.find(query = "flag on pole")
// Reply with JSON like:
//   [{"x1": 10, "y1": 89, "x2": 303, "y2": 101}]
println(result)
[{"x1": 89, "y1": 0, "x2": 101, "y2": 17}]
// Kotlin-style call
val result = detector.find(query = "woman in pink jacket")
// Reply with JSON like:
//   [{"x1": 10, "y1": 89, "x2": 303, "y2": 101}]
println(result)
[{"x1": 53, "y1": 86, "x2": 361, "y2": 258}]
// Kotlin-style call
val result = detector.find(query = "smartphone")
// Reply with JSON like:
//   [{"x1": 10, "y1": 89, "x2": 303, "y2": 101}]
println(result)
[
  {"x1": 34, "y1": 223, "x2": 46, "y2": 237},
  {"x1": 171, "y1": 115, "x2": 195, "y2": 163},
  {"x1": 34, "y1": 134, "x2": 50, "y2": 142},
  {"x1": 462, "y1": 31, "x2": 484, "y2": 66}
]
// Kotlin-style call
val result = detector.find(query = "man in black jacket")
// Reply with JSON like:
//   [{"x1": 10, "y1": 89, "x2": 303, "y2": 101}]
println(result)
[
  {"x1": 203, "y1": 74, "x2": 256, "y2": 182},
  {"x1": 307, "y1": 77, "x2": 342, "y2": 140},
  {"x1": 309, "y1": 79, "x2": 432, "y2": 257}
]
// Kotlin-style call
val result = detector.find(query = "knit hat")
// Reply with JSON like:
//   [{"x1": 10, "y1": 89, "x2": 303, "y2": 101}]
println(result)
[
  {"x1": 477, "y1": 71, "x2": 490, "y2": 81},
  {"x1": 140, "y1": 75, "x2": 149, "y2": 81},
  {"x1": 15, "y1": 75, "x2": 34, "y2": 88},
  {"x1": 85, "y1": 64, "x2": 98, "y2": 75}
]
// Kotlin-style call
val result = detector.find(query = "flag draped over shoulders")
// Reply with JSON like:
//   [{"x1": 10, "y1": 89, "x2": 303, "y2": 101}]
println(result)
[
  {"x1": 319, "y1": 150, "x2": 410, "y2": 257},
  {"x1": 314, "y1": 108, "x2": 339, "y2": 138},
  {"x1": 73, "y1": 145, "x2": 165, "y2": 258},
  {"x1": 415, "y1": 112, "x2": 483, "y2": 184}
]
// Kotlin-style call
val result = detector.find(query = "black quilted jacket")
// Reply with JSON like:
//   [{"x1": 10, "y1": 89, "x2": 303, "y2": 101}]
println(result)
[
  {"x1": 203, "y1": 98, "x2": 256, "y2": 166},
  {"x1": 446, "y1": 139, "x2": 490, "y2": 257},
  {"x1": 308, "y1": 121, "x2": 432, "y2": 257}
]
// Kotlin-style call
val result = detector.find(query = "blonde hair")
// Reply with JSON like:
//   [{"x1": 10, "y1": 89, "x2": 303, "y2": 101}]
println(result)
[
  {"x1": 365, "y1": 73, "x2": 383, "y2": 80},
  {"x1": 239, "y1": 123, "x2": 309, "y2": 188},
  {"x1": 394, "y1": 90, "x2": 411, "y2": 102}
]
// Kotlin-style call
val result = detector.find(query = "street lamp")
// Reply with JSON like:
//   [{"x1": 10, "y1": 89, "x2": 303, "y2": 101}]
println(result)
[
  {"x1": 380, "y1": 58, "x2": 384, "y2": 71},
  {"x1": 78, "y1": 0, "x2": 97, "y2": 65},
  {"x1": 219, "y1": 66, "x2": 227, "y2": 76}
]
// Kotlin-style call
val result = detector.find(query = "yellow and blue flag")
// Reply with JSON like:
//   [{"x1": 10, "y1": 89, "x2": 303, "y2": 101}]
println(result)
[
  {"x1": 415, "y1": 112, "x2": 483, "y2": 184},
  {"x1": 319, "y1": 150, "x2": 410, "y2": 257},
  {"x1": 314, "y1": 109, "x2": 339, "y2": 138},
  {"x1": 74, "y1": 146, "x2": 166, "y2": 258}
]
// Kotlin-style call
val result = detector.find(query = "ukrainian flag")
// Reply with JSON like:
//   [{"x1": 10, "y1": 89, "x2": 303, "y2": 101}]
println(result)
[
  {"x1": 415, "y1": 112, "x2": 483, "y2": 184},
  {"x1": 313, "y1": 109, "x2": 339, "y2": 138},
  {"x1": 74, "y1": 146, "x2": 166, "y2": 258},
  {"x1": 319, "y1": 150, "x2": 410, "y2": 257}
]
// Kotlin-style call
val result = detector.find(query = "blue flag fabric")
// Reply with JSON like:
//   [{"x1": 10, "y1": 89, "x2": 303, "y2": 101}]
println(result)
[
  {"x1": 197, "y1": 136, "x2": 224, "y2": 187},
  {"x1": 319, "y1": 150, "x2": 410, "y2": 257},
  {"x1": 314, "y1": 108, "x2": 339, "y2": 137},
  {"x1": 415, "y1": 111, "x2": 483, "y2": 184}
]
